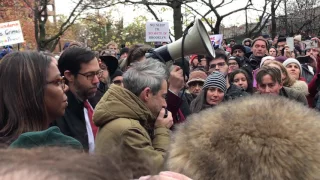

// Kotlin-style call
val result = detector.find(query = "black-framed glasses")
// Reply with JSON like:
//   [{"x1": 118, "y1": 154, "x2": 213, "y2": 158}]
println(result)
[
  {"x1": 78, "y1": 70, "x2": 103, "y2": 81},
  {"x1": 209, "y1": 62, "x2": 226, "y2": 69},
  {"x1": 228, "y1": 62, "x2": 238, "y2": 66},
  {"x1": 47, "y1": 76, "x2": 65, "y2": 89}
]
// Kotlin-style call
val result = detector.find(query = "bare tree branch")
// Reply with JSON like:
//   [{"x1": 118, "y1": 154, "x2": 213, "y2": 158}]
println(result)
[
  {"x1": 214, "y1": 0, "x2": 226, "y2": 8},
  {"x1": 45, "y1": 1, "x2": 86, "y2": 44},
  {"x1": 124, "y1": 0, "x2": 170, "y2": 6},
  {"x1": 184, "y1": 3, "x2": 214, "y2": 31}
]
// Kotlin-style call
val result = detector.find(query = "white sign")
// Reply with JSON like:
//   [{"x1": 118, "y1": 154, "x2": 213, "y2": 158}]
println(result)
[
  {"x1": 146, "y1": 22, "x2": 170, "y2": 42},
  {"x1": 286, "y1": 37, "x2": 294, "y2": 51},
  {"x1": 210, "y1": 34, "x2": 223, "y2": 49},
  {"x1": 0, "y1": 21, "x2": 24, "y2": 46}
]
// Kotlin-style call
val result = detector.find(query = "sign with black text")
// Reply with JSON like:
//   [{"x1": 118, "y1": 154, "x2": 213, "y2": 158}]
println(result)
[
  {"x1": 146, "y1": 22, "x2": 170, "y2": 42},
  {"x1": 0, "y1": 21, "x2": 24, "y2": 46}
]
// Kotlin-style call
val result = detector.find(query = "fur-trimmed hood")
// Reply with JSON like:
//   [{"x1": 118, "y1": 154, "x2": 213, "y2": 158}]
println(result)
[
  {"x1": 242, "y1": 38, "x2": 253, "y2": 46},
  {"x1": 167, "y1": 95, "x2": 320, "y2": 180},
  {"x1": 290, "y1": 80, "x2": 309, "y2": 96}
]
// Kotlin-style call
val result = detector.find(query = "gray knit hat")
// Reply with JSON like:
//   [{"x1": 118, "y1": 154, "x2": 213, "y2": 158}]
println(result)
[
  {"x1": 283, "y1": 58, "x2": 302, "y2": 76},
  {"x1": 203, "y1": 72, "x2": 227, "y2": 93}
]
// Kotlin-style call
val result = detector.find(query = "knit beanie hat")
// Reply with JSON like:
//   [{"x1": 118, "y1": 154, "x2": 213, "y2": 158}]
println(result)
[
  {"x1": 111, "y1": 69, "x2": 123, "y2": 81},
  {"x1": 203, "y1": 72, "x2": 227, "y2": 93},
  {"x1": 190, "y1": 54, "x2": 198, "y2": 64},
  {"x1": 294, "y1": 35, "x2": 302, "y2": 42},
  {"x1": 228, "y1": 56, "x2": 241, "y2": 66},
  {"x1": 275, "y1": 56, "x2": 287, "y2": 63},
  {"x1": 260, "y1": 56, "x2": 275, "y2": 67},
  {"x1": 187, "y1": 70, "x2": 207, "y2": 86},
  {"x1": 231, "y1": 45, "x2": 246, "y2": 55},
  {"x1": 283, "y1": 58, "x2": 302, "y2": 75}
]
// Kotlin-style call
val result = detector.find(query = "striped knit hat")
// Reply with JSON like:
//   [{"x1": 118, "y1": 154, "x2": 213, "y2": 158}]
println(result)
[{"x1": 203, "y1": 72, "x2": 227, "y2": 93}]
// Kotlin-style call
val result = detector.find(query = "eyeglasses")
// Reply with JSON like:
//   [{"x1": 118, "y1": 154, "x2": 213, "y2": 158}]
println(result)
[
  {"x1": 228, "y1": 62, "x2": 238, "y2": 66},
  {"x1": 78, "y1": 70, "x2": 103, "y2": 81},
  {"x1": 47, "y1": 76, "x2": 65, "y2": 89},
  {"x1": 209, "y1": 62, "x2": 226, "y2": 69},
  {"x1": 233, "y1": 50, "x2": 243, "y2": 54},
  {"x1": 188, "y1": 81, "x2": 204, "y2": 87},
  {"x1": 112, "y1": 80, "x2": 123, "y2": 85}
]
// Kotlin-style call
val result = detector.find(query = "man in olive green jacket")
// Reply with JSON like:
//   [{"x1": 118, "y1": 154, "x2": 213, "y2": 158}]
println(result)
[{"x1": 93, "y1": 59, "x2": 173, "y2": 174}]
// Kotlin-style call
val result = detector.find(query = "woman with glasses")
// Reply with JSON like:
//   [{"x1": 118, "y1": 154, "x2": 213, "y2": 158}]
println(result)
[
  {"x1": 0, "y1": 51, "x2": 82, "y2": 149},
  {"x1": 227, "y1": 56, "x2": 241, "y2": 73}
]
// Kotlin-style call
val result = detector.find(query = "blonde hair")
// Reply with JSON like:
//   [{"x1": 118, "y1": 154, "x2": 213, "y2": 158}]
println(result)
[
  {"x1": 105, "y1": 41, "x2": 118, "y2": 49},
  {"x1": 264, "y1": 60, "x2": 296, "y2": 87}
]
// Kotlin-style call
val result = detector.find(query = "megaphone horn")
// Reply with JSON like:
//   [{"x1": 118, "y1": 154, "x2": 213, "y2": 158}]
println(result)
[{"x1": 147, "y1": 19, "x2": 215, "y2": 62}]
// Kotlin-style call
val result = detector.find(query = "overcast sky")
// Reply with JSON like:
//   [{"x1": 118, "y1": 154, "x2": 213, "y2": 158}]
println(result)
[{"x1": 55, "y1": 0, "x2": 270, "y2": 28}]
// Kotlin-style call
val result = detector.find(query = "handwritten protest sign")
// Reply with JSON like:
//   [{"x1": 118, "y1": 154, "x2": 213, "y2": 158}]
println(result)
[
  {"x1": 210, "y1": 34, "x2": 223, "y2": 49},
  {"x1": 0, "y1": 21, "x2": 24, "y2": 46},
  {"x1": 146, "y1": 22, "x2": 170, "y2": 42}
]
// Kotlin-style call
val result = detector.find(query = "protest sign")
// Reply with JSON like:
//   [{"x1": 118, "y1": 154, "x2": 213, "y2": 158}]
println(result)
[
  {"x1": 146, "y1": 22, "x2": 170, "y2": 42},
  {"x1": 0, "y1": 21, "x2": 24, "y2": 46},
  {"x1": 210, "y1": 34, "x2": 223, "y2": 49},
  {"x1": 286, "y1": 37, "x2": 294, "y2": 51}
]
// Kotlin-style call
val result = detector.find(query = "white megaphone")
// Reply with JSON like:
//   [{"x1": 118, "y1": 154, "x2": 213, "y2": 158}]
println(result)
[{"x1": 146, "y1": 18, "x2": 215, "y2": 62}]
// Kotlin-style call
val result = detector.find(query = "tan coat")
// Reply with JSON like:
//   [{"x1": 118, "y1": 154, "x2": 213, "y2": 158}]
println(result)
[{"x1": 93, "y1": 85, "x2": 170, "y2": 172}]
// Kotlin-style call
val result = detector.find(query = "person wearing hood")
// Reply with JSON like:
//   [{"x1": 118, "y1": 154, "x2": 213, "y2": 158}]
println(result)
[
  {"x1": 190, "y1": 72, "x2": 227, "y2": 114},
  {"x1": 94, "y1": 58, "x2": 173, "y2": 174},
  {"x1": 231, "y1": 44, "x2": 249, "y2": 67},
  {"x1": 167, "y1": 95, "x2": 320, "y2": 180},
  {"x1": 242, "y1": 38, "x2": 252, "y2": 47}
]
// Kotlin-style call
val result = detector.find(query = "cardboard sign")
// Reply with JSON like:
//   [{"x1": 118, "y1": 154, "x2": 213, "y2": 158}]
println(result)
[
  {"x1": 303, "y1": 40, "x2": 318, "y2": 50},
  {"x1": 146, "y1": 22, "x2": 170, "y2": 42},
  {"x1": 209, "y1": 34, "x2": 223, "y2": 49},
  {"x1": 0, "y1": 21, "x2": 24, "y2": 46}
]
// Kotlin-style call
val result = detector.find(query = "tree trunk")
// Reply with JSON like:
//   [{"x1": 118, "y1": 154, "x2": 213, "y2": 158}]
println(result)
[
  {"x1": 172, "y1": 1, "x2": 183, "y2": 39},
  {"x1": 214, "y1": 17, "x2": 222, "y2": 34},
  {"x1": 245, "y1": 8, "x2": 248, "y2": 36},
  {"x1": 284, "y1": 0, "x2": 288, "y2": 36},
  {"x1": 271, "y1": 2, "x2": 277, "y2": 39}
]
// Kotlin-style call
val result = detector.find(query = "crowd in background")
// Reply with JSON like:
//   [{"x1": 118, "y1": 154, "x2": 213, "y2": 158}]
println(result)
[{"x1": 0, "y1": 33, "x2": 320, "y2": 179}]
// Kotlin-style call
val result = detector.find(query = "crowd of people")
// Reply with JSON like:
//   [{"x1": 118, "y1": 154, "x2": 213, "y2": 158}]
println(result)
[{"x1": 0, "y1": 33, "x2": 320, "y2": 179}]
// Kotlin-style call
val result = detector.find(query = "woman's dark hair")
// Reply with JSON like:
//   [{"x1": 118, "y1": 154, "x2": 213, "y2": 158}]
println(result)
[
  {"x1": 229, "y1": 69, "x2": 254, "y2": 94},
  {"x1": 0, "y1": 51, "x2": 52, "y2": 144},
  {"x1": 269, "y1": 46, "x2": 276, "y2": 51},
  {"x1": 190, "y1": 89, "x2": 208, "y2": 114},
  {"x1": 126, "y1": 44, "x2": 152, "y2": 67}
]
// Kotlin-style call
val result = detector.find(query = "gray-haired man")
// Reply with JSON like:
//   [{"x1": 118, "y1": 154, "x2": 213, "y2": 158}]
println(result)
[{"x1": 93, "y1": 58, "x2": 173, "y2": 175}]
